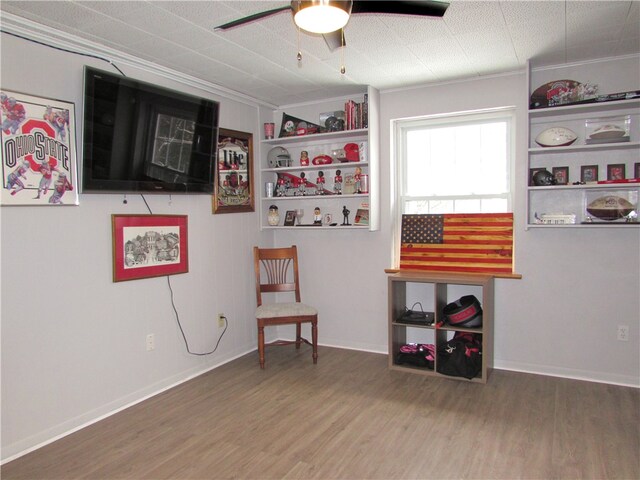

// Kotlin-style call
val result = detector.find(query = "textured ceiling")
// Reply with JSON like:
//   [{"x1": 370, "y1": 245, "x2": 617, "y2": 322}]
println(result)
[{"x1": 1, "y1": 1, "x2": 639, "y2": 106}]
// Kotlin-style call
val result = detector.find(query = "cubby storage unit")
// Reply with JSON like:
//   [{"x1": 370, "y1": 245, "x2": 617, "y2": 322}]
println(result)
[
  {"x1": 259, "y1": 87, "x2": 379, "y2": 231},
  {"x1": 388, "y1": 271, "x2": 494, "y2": 384},
  {"x1": 526, "y1": 58, "x2": 640, "y2": 228}
]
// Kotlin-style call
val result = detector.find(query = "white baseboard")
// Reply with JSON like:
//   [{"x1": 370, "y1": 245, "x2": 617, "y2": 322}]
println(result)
[
  {"x1": 1, "y1": 346, "x2": 256, "y2": 464},
  {"x1": 494, "y1": 359, "x2": 640, "y2": 388}
]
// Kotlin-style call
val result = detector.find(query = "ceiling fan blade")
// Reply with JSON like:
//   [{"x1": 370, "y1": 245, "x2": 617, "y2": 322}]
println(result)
[
  {"x1": 322, "y1": 29, "x2": 346, "y2": 51},
  {"x1": 214, "y1": 5, "x2": 292, "y2": 30},
  {"x1": 351, "y1": 0, "x2": 449, "y2": 17}
]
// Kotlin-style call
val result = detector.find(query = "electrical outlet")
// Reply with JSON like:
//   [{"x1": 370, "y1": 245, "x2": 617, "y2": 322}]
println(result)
[
  {"x1": 218, "y1": 313, "x2": 226, "y2": 328},
  {"x1": 617, "y1": 325, "x2": 629, "y2": 342},
  {"x1": 146, "y1": 333, "x2": 155, "y2": 351}
]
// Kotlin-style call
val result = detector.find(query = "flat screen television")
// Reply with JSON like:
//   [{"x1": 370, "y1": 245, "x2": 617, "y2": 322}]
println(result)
[{"x1": 82, "y1": 66, "x2": 219, "y2": 194}]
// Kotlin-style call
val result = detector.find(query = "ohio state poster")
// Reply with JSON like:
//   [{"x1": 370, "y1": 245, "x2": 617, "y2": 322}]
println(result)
[{"x1": 1, "y1": 89, "x2": 78, "y2": 206}]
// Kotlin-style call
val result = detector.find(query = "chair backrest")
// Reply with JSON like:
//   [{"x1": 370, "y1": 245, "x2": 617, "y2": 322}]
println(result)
[{"x1": 253, "y1": 245, "x2": 302, "y2": 307}]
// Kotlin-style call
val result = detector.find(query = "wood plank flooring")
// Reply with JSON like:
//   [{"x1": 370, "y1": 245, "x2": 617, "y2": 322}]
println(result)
[{"x1": 3, "y1": 346, "x2": 639, "y2": 479}]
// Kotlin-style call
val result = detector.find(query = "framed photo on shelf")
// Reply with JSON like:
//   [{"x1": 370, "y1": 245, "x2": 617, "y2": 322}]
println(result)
[
  {"x1": 213, "y1": 128, "x2": 254, "y2": 214},
  {"x1": 1, "y1": 89, "x2": 79, "y2": 206},
  {"x1": 580, "y1": 165, "x2": 599, "y2": 183},
  {"x1": 552, "y1": 166, "x2": 569, "y2": 185},
  {"x1": 607, "y1": 164, "x2": 626, "y2": 181},
  {"x1": 354, "y1": 208, "x2": 369, "y2": 226},
  {"x1": 111, "y1": 214, "x2": 188, "y2": 282},
  {"x1": 635, "y1": 163, "x2": 640, "y2": 179},
  {"x1": 284, "y1": 210, "x2": 296, "y2": 226}
]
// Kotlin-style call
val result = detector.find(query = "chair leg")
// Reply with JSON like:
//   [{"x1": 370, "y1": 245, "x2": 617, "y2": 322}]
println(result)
[
  {"x1": 258, "y1": 325, "x2": 265, "y2": 369},
  {"x1": 296, "y1": 323, "x2": 302, "y2": 349},
  {"x1": 312, "y1": 319, "x2": 318, "y2": 364}
]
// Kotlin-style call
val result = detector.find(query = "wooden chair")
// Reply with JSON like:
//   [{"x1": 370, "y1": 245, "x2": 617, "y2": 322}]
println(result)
[{"x1": 253, "y1": 245, "x2": 318, "y2": 369}]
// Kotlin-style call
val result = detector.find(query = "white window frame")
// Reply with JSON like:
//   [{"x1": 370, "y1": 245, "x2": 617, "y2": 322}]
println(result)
[{"x1": 391, "y1": 107, "x2": 516, "y2": 266}]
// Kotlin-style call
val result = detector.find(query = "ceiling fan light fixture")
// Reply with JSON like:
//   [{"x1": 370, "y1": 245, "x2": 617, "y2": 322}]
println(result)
[{"x1": 293, "y1": 1, "x2": 351, "y2": 34}]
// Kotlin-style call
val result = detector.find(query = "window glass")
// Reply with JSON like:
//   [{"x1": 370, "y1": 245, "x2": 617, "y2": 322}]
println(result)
[{"x1": 397, "y1": 108, "x2": 514, "y2": 215}]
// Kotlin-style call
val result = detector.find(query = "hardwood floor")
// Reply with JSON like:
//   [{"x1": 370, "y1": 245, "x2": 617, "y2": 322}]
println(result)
[{"x1": 3, "y1": 346, "x2": 639, "y2": 479}]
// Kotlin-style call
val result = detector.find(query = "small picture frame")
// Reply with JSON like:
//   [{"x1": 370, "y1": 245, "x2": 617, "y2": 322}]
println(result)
[
  {"x1": 635, "y1": 163, "x2": 640, "y2": 179},
  {"x1": 323, "y1": 213, "x2": 333, "y2": 225},
  {"x1": 552, "y1": 166, "x2": 569, "y2": 185},
  {"x1": 354, "y1": 208, "x2": 369, "y2": 226},
  {"x1": 580, "y1": 165, "x2": 599, "y2": 183},
  {"x1": 284, "y1": 210, "x2": 296, "y2": 226},
  {"x1": 607, "y1": 164, "x2": 626, "y2": 181},
  {"x1": 111, "y1": 214, "x2": 188, "y2": 282}
]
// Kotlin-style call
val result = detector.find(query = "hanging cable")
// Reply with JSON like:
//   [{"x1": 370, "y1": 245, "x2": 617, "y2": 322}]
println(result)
[
  {"x1": 140, "y1": 194, "x2": 152, "y2": 214},
  {"x1": 167, "y1": 276, "x2": 228, "y2": 356},
  {"x1": 297, "y1": 25, "x2": 303, "y2": 62},
  {"x1": 0, "y1": 29, "x2": 126, "y2": 76}
]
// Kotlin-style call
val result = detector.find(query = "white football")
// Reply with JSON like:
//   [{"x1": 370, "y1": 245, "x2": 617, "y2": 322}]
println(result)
[
  {"x1": 535, "y1": 127, "x2": 578, "y2": 147},
  {"x1": 589, "y1": 124, "x2": 626, "y2": 139}
]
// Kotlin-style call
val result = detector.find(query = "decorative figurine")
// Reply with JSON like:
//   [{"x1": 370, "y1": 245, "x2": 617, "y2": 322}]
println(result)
[
  {"x1": 342, "y1": 205, "x2": 350, "y2": 225},
  {"x1": 316, "y1": 170, "x2": 325, "y2": 195},
  {"x1": 275, "y1": 176, "x2": 286, "y2": 197},
  {"x1": 313, "y1": 207, "x2": 322, "y2": 224},
  {"x1": 300, "y1": 150, "x2": 309, "y2": 166},
  {"x1": 334, "y1": 169, "x2": 343, "y2": 194},
  {"x1": 298, "y1": 172, "x2": 307, "y2": 196},
  {"x1": 354, "y1": 166, "x2": 363, "y2": 193},
  {"x1": 267, "y1": 205, "x2": 280, "y2": 226}
]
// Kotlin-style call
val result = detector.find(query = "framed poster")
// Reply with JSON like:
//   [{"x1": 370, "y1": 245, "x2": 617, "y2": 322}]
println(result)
[
  {"x1": 213, "y1": 128, "x2": 254, "y2": 214},
  {"x1": 112, "y1": 214, "x2": 188, "y2": 282},
  {"x1": 1, "y1": 89, "x2": 79, "y2": 206}
]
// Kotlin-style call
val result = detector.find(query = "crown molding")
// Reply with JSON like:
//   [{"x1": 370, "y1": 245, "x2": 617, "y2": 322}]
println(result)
[{"x1": 0, "y1": 12, "x2": 278, "y2": 110}]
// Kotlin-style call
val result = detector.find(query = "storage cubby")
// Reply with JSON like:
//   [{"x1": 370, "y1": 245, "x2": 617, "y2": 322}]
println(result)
[{"x1": 388, "y1": 271, "x2": 494, "y2": 383}]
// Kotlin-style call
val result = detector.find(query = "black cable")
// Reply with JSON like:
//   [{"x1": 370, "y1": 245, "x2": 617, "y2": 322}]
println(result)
[
  {"x1": 140, "y1": 195, "x2": 223, "y2": 356},
  {"x1": 140, "y1": 194, "x2": 153, "y2": 214},
  {"x1": 167, "y1": 276, "x2": 228, "y2": 356},
  {"x1": 1, "y1": 29, "x2": 126, "y2": 76}
]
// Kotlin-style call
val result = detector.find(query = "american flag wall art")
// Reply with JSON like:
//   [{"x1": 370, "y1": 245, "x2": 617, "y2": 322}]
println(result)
[{"x1": 400, "y1": 213, "x2": 514, "y2": 275}]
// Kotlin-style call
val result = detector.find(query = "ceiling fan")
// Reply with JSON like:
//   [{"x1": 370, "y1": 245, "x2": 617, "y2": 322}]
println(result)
[{"x1": 215, "y1": 1, "x2": 450, "y2": 51}]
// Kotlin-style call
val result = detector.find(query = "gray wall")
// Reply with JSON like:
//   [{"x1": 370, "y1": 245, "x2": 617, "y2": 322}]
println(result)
[
  {"x1": 2, "y1": 29, "x2": 638, "y2": 462},
  {"x1": 274, "y1": 68, "x2": 639, "y2": 387},
  {"x1": 0, "y1": 32, "x2": 269, "y2": 460}
]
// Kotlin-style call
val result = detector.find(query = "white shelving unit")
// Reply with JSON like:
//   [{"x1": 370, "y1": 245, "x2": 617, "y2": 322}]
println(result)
[
  {"x1": 258, "y1": 87, "x2": 379, "y2": 231},
  {"x1": 526, "y1": 59, "x2": 640, "y2": 229}
]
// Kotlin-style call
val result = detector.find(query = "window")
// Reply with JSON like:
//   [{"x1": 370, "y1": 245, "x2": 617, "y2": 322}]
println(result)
[{"x1": 394, "y1": 107, "x2": 515, "y2": 216}]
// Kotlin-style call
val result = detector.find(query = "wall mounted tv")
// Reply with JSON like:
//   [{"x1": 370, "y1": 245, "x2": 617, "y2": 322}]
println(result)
[{"x1": 82, "y1": 66, "x2": 219, "y2": 194}]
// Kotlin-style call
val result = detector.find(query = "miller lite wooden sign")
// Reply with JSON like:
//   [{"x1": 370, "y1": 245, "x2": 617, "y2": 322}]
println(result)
[{"x1": 1, "y1": 89, "x2": 78, "y2": 206}]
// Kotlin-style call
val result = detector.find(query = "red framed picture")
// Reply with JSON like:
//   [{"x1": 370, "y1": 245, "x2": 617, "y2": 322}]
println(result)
[
  {"x1": 606, "y1": 163, "x2": 626, "y2": 181},
  {"x1": 111, "y1": 214, "x2": 188, "y2": 282},
  {"x1": 552, "y1": 166, "x2": 569, "y2": 185}
]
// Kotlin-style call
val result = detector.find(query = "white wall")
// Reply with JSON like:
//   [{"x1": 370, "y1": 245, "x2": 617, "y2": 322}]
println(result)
[
  {"x1": 274, "y1": 65, "x2": 640, "y2": 387},
  {"x1": 0, "y1": 32, "x2": 270, "y2": 461},
  {"x1": 2, "y1": 28, "x2": 638, "y2": 463}
]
